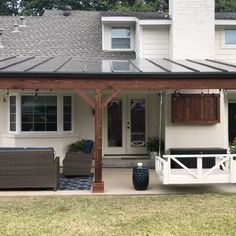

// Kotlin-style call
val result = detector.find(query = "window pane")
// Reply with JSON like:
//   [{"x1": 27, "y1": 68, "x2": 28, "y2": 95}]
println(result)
[
  {"x1": 112, "y1": 61, "x2": 130, "y2": 71},
  {"x1": 63, "y1": 96, "x2": 72, "y2": 131},
  {"x1": 21, "y1": 96, "x2": 57, "y2": 132},
  {"x1": 46, "y1": 123, "x2": 57, "y2": 131},
  {"x1": 10, "y1": 96, "x2": 16, "y2": 105},
  {"x1": 34, "y1": 123, "x2": 45, "y2": 131},
  {"x1": 112, "y1": 38, "x2": 130, "y2": 49},
  {"x1": 10, "y1": 114, "x2": 16, "y2": 122},
  {"x1": 9, "y1": 96, "x2": 16, "y2": 132},
  {"x1": 34, "y1": 114, "x2": 46, "y2": 122},
  {"x1": 131, "y1": 99, "x2": 145, "y2": 147},
  {"x1": 10, "y1": 123, "x2": 16, "y2": 132},
  {"x1": 108, "y1": 100, "x2": 122, "y2": 147},
  {"x1": 64, "y1": 105, "x2": 71, "y2": 113},
  {"x1": 22, "y1": 123, "x2": 33, "y2": 131},
  {"x1": 111, "y1": 27, "x2": 130, "y2": 38},
  {"x1": 46, "y1": 114, "x2": 57, "y2": 122},
  {"x1": 225, "y1": 30, "x2": 236, "y2": 45},
  {"x1": 64, "y1": 123, "x2": 71, "y2": 131},
  {"x1": 10, "y1": 105, "x2": 16, "y2": 113},
  {"x1": 63, "y1": 96, "x2": 71, "y2": 105},
  {"x1": 64, "y1": 114, "x2": 71, "y2": 122},
  {"x1": 22, "y1": 114, "x2": 33, "y2": 122}
]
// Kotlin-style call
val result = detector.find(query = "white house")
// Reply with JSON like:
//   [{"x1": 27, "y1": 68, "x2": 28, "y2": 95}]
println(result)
[{"x1": 0, "y1": 0, "x2": 236, "y2": 192}]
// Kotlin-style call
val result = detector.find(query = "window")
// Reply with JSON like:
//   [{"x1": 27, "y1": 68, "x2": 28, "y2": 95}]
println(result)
[
  {"x1": 9, "y1": 96, "x2": 16, "y2": 132},
  {"x1": 9, "y1": 94, "x2": 72, "y2": 133},
  {"x1": 21, "y1": 96, "x2": 57, "y2": 132},
  {"x1": 225, "y1": 29, "x2": 236, "y2": 45},
  {"x1": 63, "y1": 96, "x2": 72, "y2": 131},
  {"x1": 112, "y1": 61, "x2": 130, "y2": 72},
  {"x1": 111, "y1": 27, "x2": 131, "y2": 49}
]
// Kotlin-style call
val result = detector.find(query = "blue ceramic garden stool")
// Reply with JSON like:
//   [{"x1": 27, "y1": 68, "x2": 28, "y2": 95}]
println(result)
[{"x1": 132, "y1": 163, "x2": 149, "y2": 190}]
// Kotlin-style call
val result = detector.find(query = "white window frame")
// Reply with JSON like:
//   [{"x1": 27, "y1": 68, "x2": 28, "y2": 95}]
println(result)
[
  {"x1": 221, "y1": 28, "x2": 236, "y2": 49},
  {"x1": 8, "y1": 93, "x2": 74, "y2": 134},
  {"x1": 102, "y1": 24, "x2": 135, "y2": 51}
]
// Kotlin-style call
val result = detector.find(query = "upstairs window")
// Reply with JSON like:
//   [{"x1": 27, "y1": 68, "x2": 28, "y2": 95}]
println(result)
[
  {"x1": 111, "y1": 27, "x2": 131, "y2": 49},
  {"x1": 225, "y1": 29, "x2": 236, "y2": 45}
]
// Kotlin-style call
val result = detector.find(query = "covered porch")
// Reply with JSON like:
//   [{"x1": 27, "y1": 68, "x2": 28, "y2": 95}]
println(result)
[{"x1": 1, "y1": 56, "x2": 236, "y2": 193}]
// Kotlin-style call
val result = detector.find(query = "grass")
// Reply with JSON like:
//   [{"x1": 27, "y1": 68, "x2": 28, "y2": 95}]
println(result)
[{"x1": 0, "y1": 194, "x2": 235, "y2": 236}]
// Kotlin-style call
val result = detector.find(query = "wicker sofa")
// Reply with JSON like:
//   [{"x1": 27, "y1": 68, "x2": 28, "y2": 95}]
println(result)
[{"x1": 0, "y1": 147, "x2": 59, "y2": 190}]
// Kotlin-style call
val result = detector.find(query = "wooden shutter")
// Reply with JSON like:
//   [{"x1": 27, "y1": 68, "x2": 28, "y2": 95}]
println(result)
[{"x1": 172, "y1": 94, "x2": 220, "y2": 124}]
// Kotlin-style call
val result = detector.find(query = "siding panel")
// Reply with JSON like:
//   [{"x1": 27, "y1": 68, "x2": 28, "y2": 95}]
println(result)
[{"x1": 143, "y1": 26, "x2": 170, "y2": 59}]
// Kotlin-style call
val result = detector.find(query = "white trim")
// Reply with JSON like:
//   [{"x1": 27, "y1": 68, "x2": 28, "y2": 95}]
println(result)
[
  {"x1": 137, "y1": 19, "x2": 172, "y2": 26},
  {"x1": 215, "y1": 20, "x2": 236, "y2": 26},
  {"x1": 101, "y1": 16, "x2": 172, "y2": 26},
  {"x1": 101, "y1": 16, "x2": 136, "y2": 22}
]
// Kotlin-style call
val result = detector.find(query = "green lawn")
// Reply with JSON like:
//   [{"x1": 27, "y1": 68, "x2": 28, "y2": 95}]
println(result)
[{"x1": 0, "y1": 194, "x2": 235, "y2": 236}]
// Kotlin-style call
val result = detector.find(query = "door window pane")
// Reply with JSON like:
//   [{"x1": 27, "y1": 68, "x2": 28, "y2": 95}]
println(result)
[
  {"x1": 108, "y1": 100, "x2": 122, "y2": 147},
  {"x1": 130, "y1": 99, "x2": 145, "y2": 147}
]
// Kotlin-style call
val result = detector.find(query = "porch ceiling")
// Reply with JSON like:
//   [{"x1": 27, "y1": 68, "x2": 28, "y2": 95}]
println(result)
[{"x1": 1, "y1": 56, "x2": 236, "y2": 90}]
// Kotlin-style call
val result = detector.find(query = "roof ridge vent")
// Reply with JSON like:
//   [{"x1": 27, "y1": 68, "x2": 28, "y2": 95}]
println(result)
[
  {"x1": 158, "y1": 0, "x2": 164, "y2": 14},
  {"x1": 0, "y1": 29, "x2": 4, "y2": 49},
  {"x1": 19, "y1": 16, "x2": 27, "y2": 27},
  {"x1": 63, "y1": 5, "x2": 72, "y2": 16},
  {"x1": 13, "y1": 23, "x2": 20, "y2": 33}
]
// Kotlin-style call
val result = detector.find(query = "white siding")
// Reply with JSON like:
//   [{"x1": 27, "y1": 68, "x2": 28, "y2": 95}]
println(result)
[
  {"x1": 169, "y1": 0, "x2": 215, "y2": 59},
  {"x1": 164, "y1": 90, "x2": 228, "y2": 152},
  {"x1": 143, "y1": 26, "x2": 170, "y2": 59},
  {"x1": 215, "y1": 26, "x2": 236, "y2": 64}
]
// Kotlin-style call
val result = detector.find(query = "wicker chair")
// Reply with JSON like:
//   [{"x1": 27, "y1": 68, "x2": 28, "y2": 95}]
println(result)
[
  {"x1": 0, "y1": 147, "x2": 59, "y2": 190},
  {"x1": 63, "y1": 140, "x2": 93, "y2": 176}
]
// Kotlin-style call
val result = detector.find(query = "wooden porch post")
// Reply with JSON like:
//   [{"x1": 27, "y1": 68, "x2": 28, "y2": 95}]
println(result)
[{"x1": 92, "y1": 89, "x2": 104, "y2": 193}]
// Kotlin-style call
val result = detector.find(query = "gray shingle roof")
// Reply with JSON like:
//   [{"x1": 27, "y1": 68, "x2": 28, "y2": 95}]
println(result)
[
  {"x1": 215, "y1": 12, "x2": 236, "y2": 20},
  {"x1": 0, "y1": 10, "x2": 135, "y2": 59}
]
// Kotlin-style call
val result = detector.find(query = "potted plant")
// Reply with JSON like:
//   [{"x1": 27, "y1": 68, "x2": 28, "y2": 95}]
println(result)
[
  {"x1": 147, "y1": 137, "x2": 163, "y2": 159},
  {"x1": 67, "y1": 140, "x2": 86, "y2": 152},
  {"x1": 63, "y1": 139, "x2": 93, "y2": 176}
]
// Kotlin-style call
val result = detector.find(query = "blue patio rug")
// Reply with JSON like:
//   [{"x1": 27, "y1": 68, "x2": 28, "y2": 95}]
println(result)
[{"x1": 58, "y1": 174, "x2": 94, "y2": 190}]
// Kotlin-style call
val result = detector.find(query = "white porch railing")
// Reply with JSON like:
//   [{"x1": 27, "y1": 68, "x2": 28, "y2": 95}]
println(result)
[{"x1": 155, "y1": 154, "x2": 236, "y2": 185}]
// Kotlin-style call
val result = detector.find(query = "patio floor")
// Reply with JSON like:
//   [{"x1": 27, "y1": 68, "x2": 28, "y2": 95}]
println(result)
[{"x1": 0, "y1": 168, "x2": 235, "y2": 196}]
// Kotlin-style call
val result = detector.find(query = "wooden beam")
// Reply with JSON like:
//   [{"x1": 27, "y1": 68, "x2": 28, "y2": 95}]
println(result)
[
  {"x1": 102, "y1": 90, "x2": 120, "y2": 109},
  {"x1": 92, "y1": 89, "x2": 104, "y2": 193},
  {"x1": 75, "y1": 89, "x2": 95, "y2": 109},
  {"x1": 1, "y1": 77, "x2": 236, "y2": 90}
]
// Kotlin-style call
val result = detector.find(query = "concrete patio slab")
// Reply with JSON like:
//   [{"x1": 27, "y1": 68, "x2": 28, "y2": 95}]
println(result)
[{"x1": 0, "y1": 168, "x2": 235, "y2": 197}]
